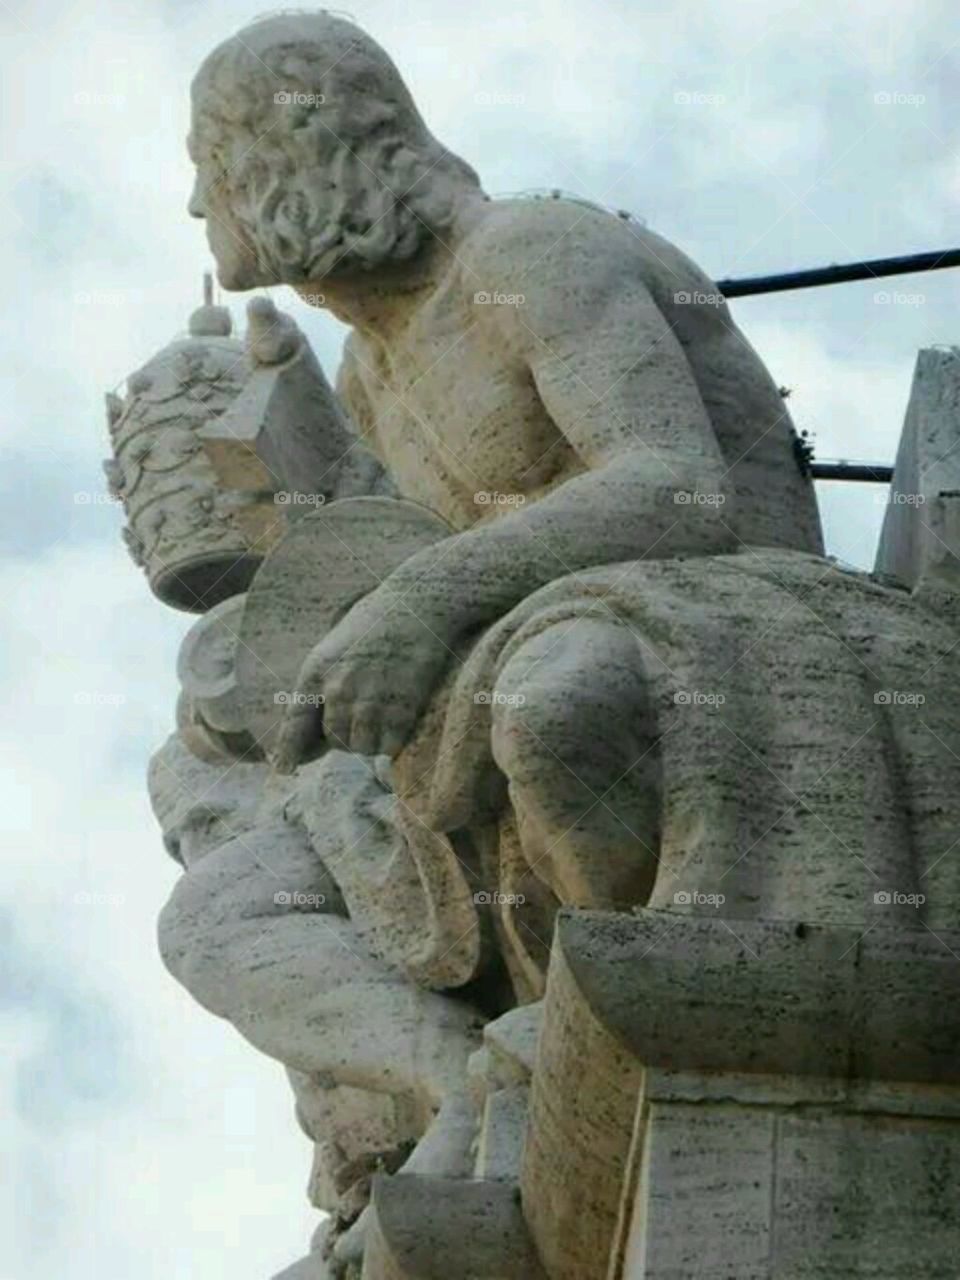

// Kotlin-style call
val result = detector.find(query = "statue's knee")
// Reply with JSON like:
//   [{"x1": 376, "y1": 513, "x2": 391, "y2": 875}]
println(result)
[{"x1": 491, "y1": 685, "x2": 584, "y2": 793}]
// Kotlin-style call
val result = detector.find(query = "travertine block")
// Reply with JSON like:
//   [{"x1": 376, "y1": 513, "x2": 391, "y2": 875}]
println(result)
[
  {"x1": 361, "y1": 1175, "x2": 546, "y2": 1279},
  {"x1": 626, "y1": 1104, "x2": 773, "y2": 1278},
  {"x1": 875, "y1": 346, "x2": 960, "y2": 588},
  {"x1": 525, "y1": 910, "x2": 960, "y2": 1280}
]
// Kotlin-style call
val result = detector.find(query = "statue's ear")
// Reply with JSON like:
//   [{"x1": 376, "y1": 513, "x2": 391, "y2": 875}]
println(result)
[{"x1": 236, "y1": 497, "x2": 452, "y2": 760}]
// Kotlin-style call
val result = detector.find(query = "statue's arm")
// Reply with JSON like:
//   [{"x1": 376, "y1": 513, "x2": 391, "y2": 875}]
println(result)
[
  {"x1": 336, "y1": 333, "x2": 378, "y2": 444},
  {"x1": 389, "y1": 251, "x2": 737, "y2": 633},
  {"x1": 275, "y1": 217, "x2": 739, "y2": 762}
]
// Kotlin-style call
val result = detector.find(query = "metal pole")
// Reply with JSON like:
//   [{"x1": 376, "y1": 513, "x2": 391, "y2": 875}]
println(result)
[
  {"x1": 809, "y1": 461, "x2": 893, "y2": 483},
  {"x1": 718, "y1": 248, "x2": 960, "y2": 298},
  {"x1": 714, "y1": 247, "x2": 960, "y2": 482}
]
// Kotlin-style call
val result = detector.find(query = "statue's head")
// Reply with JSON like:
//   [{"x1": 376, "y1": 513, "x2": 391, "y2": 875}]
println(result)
[
  {"x1": 188, "y1": 12, "x2": 482, "y2": 290},
  {"x1": 148, "y1": 732, "x2": 268, "y2": 868}
]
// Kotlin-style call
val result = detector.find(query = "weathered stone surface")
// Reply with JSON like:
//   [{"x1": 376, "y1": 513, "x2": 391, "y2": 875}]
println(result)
[
  {"x1": 286, "y1": 1068, "x2": 420, "y2": 1214},
  {"x1": 619, "y1": 1098, "x2": 960, "y2": 1279},
  {"x1": 362, "y1": 1175, "x2": 546, "y2": 1279},
  {"x1": 104, "y1": 296, "x2": 281, "y2": 611},
  {"x1": 295, "y1": 749, "x2": 482, "y2": 991},
  {"x1": 875, "y1": 346, "x2": 960, "y2": 589},
  {"x1": 150, "y1": 717, "x2": 486, "y2": 1264},
  {"x1": 213, "y1": 296, "x2": 390, "y2": 506},
  {"x1": 475, "y1": 1087, "x2": 530, "y2": 1183},
  {"x1": 236, "y1": 497, "x2": 450, "y2": 759},
  {"x1": 625, "y1": 1103, "x2": 774, "y2": 1279},
  {"x1": 190, "y1": 9, "x2": 823, "y2": 779},
  {"x1": 115, "y1": 9, "x2": 960, "y2": 1277},
  {"x1": 526, "y1": 909, "x2": 960, "y2": 1280},
  {"x1": 482, "y1": 1003, "x2": 542, "y2": 1087},
  {"x1": 153, "y1": 739, "x2": 484, "y2": 1110},
  {"x1": 175, "y1": 591, "x2": 247, "y2": 734}
]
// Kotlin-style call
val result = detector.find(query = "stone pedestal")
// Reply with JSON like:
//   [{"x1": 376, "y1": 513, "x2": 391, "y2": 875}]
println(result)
[
  {"x1": 621, "y1": 1072, "x2": 960, "y2": 1279},
  {"x1": 522, "y1": 910, "x2": 960, "y2": 1280}
]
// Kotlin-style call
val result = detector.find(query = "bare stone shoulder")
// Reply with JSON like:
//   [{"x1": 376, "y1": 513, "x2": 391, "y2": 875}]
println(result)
[{"x1": 457, "y1": 197, "x2": 731, "y2": 325}]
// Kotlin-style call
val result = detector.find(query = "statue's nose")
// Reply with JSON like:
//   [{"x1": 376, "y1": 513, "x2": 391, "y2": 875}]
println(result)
[{"x1": 188, "y1": 176, "x2": 206, "y2": 219}]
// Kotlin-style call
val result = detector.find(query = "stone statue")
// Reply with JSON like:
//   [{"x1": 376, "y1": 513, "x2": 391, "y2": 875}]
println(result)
[
  {"x1": 149, "y1": 725, "x2": 485, "y2": 1271},
  {"x1": 106, "y1": 11, "x2": 960, "y2": 1277},
  {"x1": 187, "y1": 12, "x2": 823, "y2": 773}
]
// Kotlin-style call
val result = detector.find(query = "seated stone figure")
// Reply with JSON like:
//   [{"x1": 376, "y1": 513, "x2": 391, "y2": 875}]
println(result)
[
  {"x1": 186, "y1": 9, "x2": 824, "y2": 786},
  {"x1": 148, "y1": 722, "x2": 485, "y2": 1274},
  {"x1": 145, "y1": 377, "x2": 960, "y2": 1279},
  {"x1": 201, "y1": 492, "x2": 960, "y2": 1007},
  {"x1": 183, "y1": 12, "x2": 837, "y2": 928}
]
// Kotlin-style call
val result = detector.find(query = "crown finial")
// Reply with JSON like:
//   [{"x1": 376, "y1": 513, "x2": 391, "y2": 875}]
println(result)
[{"x1": 190, "y1": 272, "x2": 231, "y2": 337}]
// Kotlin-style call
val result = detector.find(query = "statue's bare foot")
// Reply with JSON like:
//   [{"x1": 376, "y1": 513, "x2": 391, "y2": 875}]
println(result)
[
  {"x1": 330, "y1": 1209, "x2": 368, "y2": 1277},
  {"x1": 331, "y1": 1092, "x2": 477, "y2": 1273}
]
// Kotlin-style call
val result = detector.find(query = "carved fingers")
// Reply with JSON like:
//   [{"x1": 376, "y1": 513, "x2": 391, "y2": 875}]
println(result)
[{"x1": 275, "y1": 589, "x2": 455, "y2": 768}]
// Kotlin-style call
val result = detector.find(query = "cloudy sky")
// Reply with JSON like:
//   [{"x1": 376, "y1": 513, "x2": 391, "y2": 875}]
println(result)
[{"x1": 1, "y1": 0, "x2": 958, "y2": 1276}]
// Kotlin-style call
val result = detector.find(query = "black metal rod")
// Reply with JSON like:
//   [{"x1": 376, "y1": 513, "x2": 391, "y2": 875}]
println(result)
[
  {"x1": 718, "y1": 248, "x2": 960, "y2": 298},
  {"x1": 809, "y1": 461, "x2": 893, "y2": 483}
]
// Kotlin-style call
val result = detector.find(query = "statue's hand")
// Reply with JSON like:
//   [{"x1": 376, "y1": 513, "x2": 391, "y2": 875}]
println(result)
[
  {"x1": 245, "y1": 296, "x2": 303, "y2": 366},
  {"x1": 275, "y1": 587, "x2": 455, "y2": 768}
]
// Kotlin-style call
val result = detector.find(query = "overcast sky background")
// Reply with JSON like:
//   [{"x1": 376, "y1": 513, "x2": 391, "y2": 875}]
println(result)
[{"x1": 1, "y1": 0, "x2": 958, "y2": 1276}]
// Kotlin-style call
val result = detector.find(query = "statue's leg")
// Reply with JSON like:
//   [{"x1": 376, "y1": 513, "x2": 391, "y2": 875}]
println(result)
[
  {"x1": 157, "y1": 816, "x2": 484, "y2": 1109},
  {"x1": 490, "y1": 615, "x2": 661, "y2": 909}
]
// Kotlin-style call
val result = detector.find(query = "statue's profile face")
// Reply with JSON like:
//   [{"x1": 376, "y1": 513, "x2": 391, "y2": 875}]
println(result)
[
  {"x1": 186, "y1": 93, "x2": 433, "y2": 291},
  {"x1": 149, "y1": 733, "x2": 269, "y2": 868},
  {"x1": 186, "y1": 19, "x2": 480, "y2": 293},
  {"x1": 187, "y1": 118, "x2": 268, "y2": 290}
]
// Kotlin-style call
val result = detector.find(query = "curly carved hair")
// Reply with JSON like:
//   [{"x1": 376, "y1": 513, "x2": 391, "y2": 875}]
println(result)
[{"x1": 191, "y1": 12, "x2": 483, "y2": 283}]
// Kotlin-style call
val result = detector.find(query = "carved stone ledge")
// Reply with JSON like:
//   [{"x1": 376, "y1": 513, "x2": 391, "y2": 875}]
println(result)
[
  {"x1": 361, "y1": 1175, "x2": 546, "y2": 1280},
  {"x1": 521, "y1": 909, "x2": 960, "y2": 1280}
]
